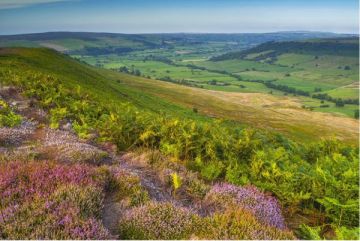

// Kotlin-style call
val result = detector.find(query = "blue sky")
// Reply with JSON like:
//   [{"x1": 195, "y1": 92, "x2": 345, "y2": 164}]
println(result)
[{"x1": 0, "y1": 0, "x2": 358, "y2": 34}]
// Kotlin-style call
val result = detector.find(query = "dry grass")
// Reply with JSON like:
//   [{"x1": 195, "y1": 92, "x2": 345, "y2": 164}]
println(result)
[{"x1": 115, "y1": 73, "x2": 358, "y2": 144}]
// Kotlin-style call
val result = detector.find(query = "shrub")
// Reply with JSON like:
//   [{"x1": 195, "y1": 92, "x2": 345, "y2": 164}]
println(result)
[
  {"x1": 0, "y1": 161, "x2": 110, "y2": 239},
  {"x1": 200, "y1": 161, "x2": 224, "y2": 181},
  {"x1": 203, "y1": 183, "x2": 286, "y2": 229},
  {"x1": 196, "y1": 208, "x2": 295, "y2": 240},
  {"x1": 334, "y1": 226, "x2": 360, "y2": 240},
  {"x1": 52, "y1": 185, "x2": 103, "y2": 218},
  {"x1": 112, "y1": 169, "x2": 150, "y2": 207},
  {"x1": 171, "y1": 172, "x2": 182, "y2": 195},
  {"x1": 297, "y1": 224, "x2": 321, "y2": 240},
  {"x1": 184, "y1": 172, "x2": 209, "y2": 200},
  {"x1": 0, "y1": 99, "x2": 22, "y2": 127},
  {"x1": 118, "y1": 202, "x2": 197, "y2": 239},
  {"x1": 354, "y1": 110, "x2": 359, "y2": 119}
]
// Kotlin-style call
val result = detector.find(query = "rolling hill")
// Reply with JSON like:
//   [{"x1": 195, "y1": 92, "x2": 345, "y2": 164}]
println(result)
[
  {"x1": 208, "y1": 38, "x2": 359, "y2": 98},
  {"x1": 0, "y1": 47, "x2": 358, "y2": 239},
  {"x1": 0, "y1": 47, "x2": 357, "y2": 144},
  {"x1": 0, "y1": 31, "x2": 354, "y2": 55}
]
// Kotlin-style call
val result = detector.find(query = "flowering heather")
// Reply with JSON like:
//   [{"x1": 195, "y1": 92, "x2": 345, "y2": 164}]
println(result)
[
  {"x1": 112, "y1": 168, "x2": 150, "y2": 207},
  {"x1": 42, "y1": 128, "x2": 108, "y2": 164},
  {"x1": 0, "y1": 120, "x2": 35, "y2": 146},
  {"x1": 196, "y1": 208, "x2": 295, "y2": 240},
  {"x1": 0, "y1": 161, "x2": 110, "y2": 239},
  {"x1": 204, "y1": 183, "x2": 286, "y2": 229},
  {"x1": 118, "y1": 202, "x2": 197, "y2": 239}
]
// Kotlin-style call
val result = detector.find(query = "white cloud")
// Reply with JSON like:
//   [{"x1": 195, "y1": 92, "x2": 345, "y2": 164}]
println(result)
[{"x1": 0, "y1": 0, "x2": 72, "y2": 9}]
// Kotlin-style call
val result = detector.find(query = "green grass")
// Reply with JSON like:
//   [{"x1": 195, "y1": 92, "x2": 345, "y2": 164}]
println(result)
[
  {"x1": 298, "y1": 96, "x2": 358, "y2": 118},
  {"x1": 325, "y1": 85, "x2": 359, "y2": 99},
  {"x1": 188, "y1": 59, "x2": 292, "y2": 73},
  {"x1": 3, "y1": 48, "x2": 328, "y2": 149},
  {"x1": 72, "y1": 49, "x2": 359, "y2": 122},
  {"x1": 4, "y1": 33, "x2": 358, "y2": 118}
]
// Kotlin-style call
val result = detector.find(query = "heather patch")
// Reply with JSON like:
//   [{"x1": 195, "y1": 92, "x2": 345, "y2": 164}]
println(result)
[
  {"x1": 196, "y1": 208, "x2": 295, "y2": 240},
  {"x1": 118, "y1": 202, "x2": 197, "y2": 239},
  {"x1": 204, "y1": 183, "x2": 286, "y2": 229},
  {"x1": 0, "y1": 120, "x2": 35, "y2": 146},
  {"x1": 0, "y1": 161, "x2": 110, "y2": 239},
  {"x1": 40, "y1": 128, "x2": 108, "y2": 164},
  {"x1": 118, "y1": 200, "x2": 295, "y2": 240},
  {"x1": 112, "y1": 168, "x2": 150, "y2": 207}
]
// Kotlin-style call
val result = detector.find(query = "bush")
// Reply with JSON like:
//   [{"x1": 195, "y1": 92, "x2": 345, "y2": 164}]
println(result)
[
  {"x1": 200, "y1": 161, "x2": 224, "y2": 181},
  {"x1": 196, "y1": 208, "x2": 295, "y2": 240},
  {"x1": 184, "y1": 172, "x2": 209, "y2": 200},
  {"x1": 0, "y1": 100, "x2": 22, "y2": 127},
  {"x1": 203, "y1": 183, "x2": 286, "y2": 229},
  {"x1": 354, "y1": 110, "x2": 359, "y2": 119},
  {"x1": 112, "y1": 170, "x2": 150, "y2": 207},
  {"x1": 0, "y1": 161, "x2": 110, "y2": 239},
  {"x1": 118, "y1": 202, "x2": 197, "y2": 239}
]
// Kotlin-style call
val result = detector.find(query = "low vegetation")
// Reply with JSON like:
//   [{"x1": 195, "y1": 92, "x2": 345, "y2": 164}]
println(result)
[
  {"x1": 0, "y1": 47, "x2": 358, "y2": 239},
  {"x1": 0, "y1": 99, "x2": 22, "y2": 127},
  {"x1": 0, "y1": 161, "x2": 111, "y2": 239}
]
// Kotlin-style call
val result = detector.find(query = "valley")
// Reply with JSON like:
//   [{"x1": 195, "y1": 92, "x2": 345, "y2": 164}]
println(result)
[{"x1": 0, "y1": 31, "x2": 358, "y2": 240}]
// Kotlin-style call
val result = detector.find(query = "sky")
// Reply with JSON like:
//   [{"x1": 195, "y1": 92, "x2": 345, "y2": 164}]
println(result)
[{"x1": 0, "y1": 0, "x2": 358, "y2": 35}]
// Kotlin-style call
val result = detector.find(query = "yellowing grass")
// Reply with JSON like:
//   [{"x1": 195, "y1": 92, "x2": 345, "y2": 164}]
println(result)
[{"x1": 107, "y1": 71, "x2": 359, "y2": 144}]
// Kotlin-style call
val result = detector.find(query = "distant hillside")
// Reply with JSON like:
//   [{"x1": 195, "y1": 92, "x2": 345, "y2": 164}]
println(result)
[
  {"x1": 0, "y1": 31, "x2": 355, "y2": 54},
  {"x1": 0, "y1": 48, "x2": 358, "y2": 240},
  {"x1": 0, "y1": 47, "x2": 357, "y2": 143},
  {"x1": 211, "y1": 37, "x2": 359, "y2": 61}
]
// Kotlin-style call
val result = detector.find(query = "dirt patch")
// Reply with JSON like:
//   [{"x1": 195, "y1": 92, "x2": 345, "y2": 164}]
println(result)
[{"x1": 39, "y1": 42, "x2": 68, "y2": 52}]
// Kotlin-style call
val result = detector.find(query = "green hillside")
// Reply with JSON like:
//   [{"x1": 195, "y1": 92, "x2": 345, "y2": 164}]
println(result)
[
  {"x1": 1, "y1": 47, "x2": 357, "y2": 143},
  {"x1": 178, "y1": 38, "x2": 359, "y2": 117},
  {"x1": 0, "y1": 47, "x2": 358, "y2": 239},
  {"x1": 2, "y1": 32, "x2": 357, "y2": 118},
  {"x1": 208, "y1": 38, "x2": 359, "y2": 99}
]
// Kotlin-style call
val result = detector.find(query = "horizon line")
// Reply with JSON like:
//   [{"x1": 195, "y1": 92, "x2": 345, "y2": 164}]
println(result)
[{"x1": 0, "y1": 30, "x2": 359, "y2": 37}]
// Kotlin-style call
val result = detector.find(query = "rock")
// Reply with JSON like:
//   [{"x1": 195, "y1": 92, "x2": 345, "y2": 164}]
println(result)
[
  {"x1": 0, "y1": 121, "x2": 36, "y2": 146},
  {"x1": 40, "y1": 128, "x2": 108, "y2": 164},
  {"x1": 61, "y1": 122, "x2": 73, "y2": 132}
]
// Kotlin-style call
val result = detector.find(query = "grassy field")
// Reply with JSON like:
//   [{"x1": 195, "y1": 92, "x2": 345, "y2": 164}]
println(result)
[
  {"x1": 1, "y1": 33, "x2": 358, "y2": 118},
  {"x1": 0, "y1": 47, "x2": 357, "y2": 144},
  {"x1": 100, "y1": 67, "x2": 359, "y2": 144},
  {"x1": 74, "y1": 50, "x2": 358, "y2": 118}
]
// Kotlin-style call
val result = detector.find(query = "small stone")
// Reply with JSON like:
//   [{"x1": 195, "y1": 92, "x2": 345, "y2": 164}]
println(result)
[{"x1": 62, "y1": 122, "x2": 72, "y2": 131}]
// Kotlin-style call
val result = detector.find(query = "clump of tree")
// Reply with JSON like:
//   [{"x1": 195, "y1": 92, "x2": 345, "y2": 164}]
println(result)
[
  {"x1": 72, "y1": 46, "x2": 134, "y2": 56},
  {"x1": 335, "y1": 99, "x2": 345, "y2": 107},
  {"x1": 144, "y1": 55, "x2": 173, "y2": 65},
  {"x1": 265, "y1": 81, "x2": 310, "y2": 96},
  {"x1": 312, "y1": 93, "x2": 358, "y2": 106},
  {"x1": 207, "y1": 80, "x2": 230, "y2": 86},
  {"x1": 354, "y1": 110, "x2": 359, "y2": 119},
  {"x1": 118, "y1": 66, "x2": 141, "y2": 76}
]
